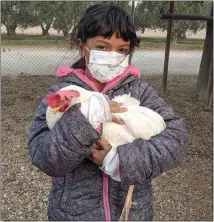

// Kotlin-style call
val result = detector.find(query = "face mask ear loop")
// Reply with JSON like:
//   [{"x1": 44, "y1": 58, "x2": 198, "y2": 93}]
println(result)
[
  {"x1": 85, "y1": 45, "x2": 90, "y2": 53},
  {"x1": 84, "y1": 45, "x2": 90, "y2": 73},
  {"x1": 84, "y1": 46, "x2": 95, "y2": 78},
  {"x1": 117, "y1": 54, "x2": 129, "y2": 66},
  {"x1": 110, "y1": 54, "x2": 129, "y2": 67},
  {"x1": 85, "y1": 56, "x2": 89, "y2": 68}
]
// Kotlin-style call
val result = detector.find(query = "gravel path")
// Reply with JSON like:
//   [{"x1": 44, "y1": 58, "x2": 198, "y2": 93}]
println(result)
[{"x1": 1, "y1": 75, "x2": 212, "y2": 221}]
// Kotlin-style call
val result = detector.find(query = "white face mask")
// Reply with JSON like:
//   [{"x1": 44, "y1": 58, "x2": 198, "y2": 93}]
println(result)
[{"x1": 86, "y1": 48, "x2": 129, "y2": 83}]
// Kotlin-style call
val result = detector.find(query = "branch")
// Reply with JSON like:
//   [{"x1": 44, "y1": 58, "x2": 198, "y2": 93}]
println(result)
[{"x1": 160, "y1": 13, "x2": 213, "y2": 21}]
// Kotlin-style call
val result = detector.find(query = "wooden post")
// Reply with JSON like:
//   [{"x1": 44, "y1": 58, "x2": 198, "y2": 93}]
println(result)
[
  {"x1": 160, "y1": 13, "x2": 213, "y2": 21},
  {"x1": 131, "y1": 1, "x2": 135, "y2": 22},
  {"x1": 129, "y1": 1, "x2": 135, "y2": 65},
  {"x1": 163, "y1": 1, "x2": 174, "y2": 92},
  {"x1": 197, "y1": 3, "x2": 213, "y2": 101},
  {"x1": 204, "y1": 54, "x2": 213, "y2": 110}
]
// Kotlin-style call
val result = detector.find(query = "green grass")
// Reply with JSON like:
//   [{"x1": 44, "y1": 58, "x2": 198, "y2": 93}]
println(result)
[
  {"x1": 1, "y1": 34, "x2": 65, "y2": 40},
  {"x1": 1, "y1": 34, "x2": 204, "y2": 50},
  {"x1": 138, "y1": 37, "x2": 204, "y2": 50},
  {"x1": 1, "y1": 34, "x2": 68, "y2": 47}
]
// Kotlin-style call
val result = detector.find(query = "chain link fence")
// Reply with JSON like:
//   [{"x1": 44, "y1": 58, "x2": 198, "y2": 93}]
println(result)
[{"x1": 1, "y1": 1, "x2": 212, "y2": 76}]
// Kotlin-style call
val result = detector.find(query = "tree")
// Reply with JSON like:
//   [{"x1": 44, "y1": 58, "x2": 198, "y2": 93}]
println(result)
[
  {"x1": 134, "y1": 1, "x2": 169, "y2": 33},
  {"x1": 51, "y1": 1, "x2": 131, "y2": 39},
  {"x1": 52, "y1": 1, "x2": 89, "y2": 38},
  {"x1": 134, "y1": 1, "x2": 211, "y2": 42},
  {"x1": 97, "y1": 1, "x2": 131, "y2": 14},
  {"x1": 1, "y1": 1, "x2": 36, "y2": 36},
  {"x1": 170, "y1": 1, "x2": 209, "y2": 43},
  {"x1": 33, "y1": 2, "x2": 56, "y2": 36}
]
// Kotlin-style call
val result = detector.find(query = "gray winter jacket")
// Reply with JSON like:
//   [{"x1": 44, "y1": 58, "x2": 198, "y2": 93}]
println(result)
[{"x1": 28, "y1": 66, "x2": 187, "y2": 221}]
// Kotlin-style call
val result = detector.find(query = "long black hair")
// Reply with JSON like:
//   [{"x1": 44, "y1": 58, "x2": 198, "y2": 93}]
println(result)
[{"x1": 71, "y1": 4, "x2": 140, "y2": 69}]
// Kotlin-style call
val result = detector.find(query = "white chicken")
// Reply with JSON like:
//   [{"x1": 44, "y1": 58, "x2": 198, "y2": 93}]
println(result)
[
  {"x1": 45, "y1": 84, "x2": 166, "y2": 221},
  {"x1": 46, "y1": 85, "x2": 166, "y2": 149}
]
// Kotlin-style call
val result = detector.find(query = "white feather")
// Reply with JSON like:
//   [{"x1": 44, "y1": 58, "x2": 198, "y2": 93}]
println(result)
[{"x1": 112, "y1": 93, "x2": 140, "y2": 106}]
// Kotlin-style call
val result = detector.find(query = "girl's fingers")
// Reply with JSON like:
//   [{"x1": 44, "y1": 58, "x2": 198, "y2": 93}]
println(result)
[
  {"x1": 108, "y1": 100, "x2": 127, "y2": 113},
  {"x1": 108, "y1": 100, "x2": 122, "y2": 107},
  {"x1": 96, "y1": 139, "x2": 106, "y2": 147},
  {"x1": 110, "y1": 106, "x2": 127, "y2": 113},
  {"x1": 109, "y1": 101, "x2": 124, "y2": 107},
  {"x1": 108, "y1": 101, "x2": 118, "y2": 107},
  {"x1": 112, "y1": 116, "x2": 125, "y2": 125},
  {"x1": 96, "y1": 139, "x2": 112, "y2": 151},
  {"x1": 90, "y1": 142, "x2": 102, "y2": 151}
]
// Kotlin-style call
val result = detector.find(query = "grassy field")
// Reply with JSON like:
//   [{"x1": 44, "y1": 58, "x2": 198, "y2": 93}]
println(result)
[{"x1": 1, "y1": 34, "x2": 204, "y2": 50}]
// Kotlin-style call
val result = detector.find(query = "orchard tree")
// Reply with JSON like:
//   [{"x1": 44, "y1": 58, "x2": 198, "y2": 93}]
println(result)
[
  {"x1": 170, "y1": 1, "x2": 209, "y2": 42},
  {"x1": 97, "y1": 1, "x2": 131, "y2": 14},
  {"x1": 134, "y1": 1, "x2": 211, "y2": 42},
  {"x1": 134, "y1": 1, "x2": 169, "y2": 33},
  {"x1": 52, "y1": 1, "x2": 89, "y2": 38},
  {"x1": 33, "y1": 2, "x2": 56, "y2": 36},
  {"x1": 1, "y1": 1, "x2": 36, "y2": 36}
]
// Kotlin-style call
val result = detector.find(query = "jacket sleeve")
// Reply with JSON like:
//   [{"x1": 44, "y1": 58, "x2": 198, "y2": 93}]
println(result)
[
  {"x1": 117, "y1": 80, "x2": 188, "y2": 185},
  {"x1": 28, "y1": 86, "x2": 100, "y2": 177}
]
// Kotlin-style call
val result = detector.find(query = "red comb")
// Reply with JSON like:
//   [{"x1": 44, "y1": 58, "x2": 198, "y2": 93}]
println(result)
[
  {"x1": 47, "y1": 94, "x2": 61, "y2": 108},
  {"x1": 47, "y1": 90, "x2": 80, "y2": 110}
]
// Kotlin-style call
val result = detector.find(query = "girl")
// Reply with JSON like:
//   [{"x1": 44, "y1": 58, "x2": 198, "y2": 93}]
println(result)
[{"x1": 28, "y1": 4, "x2": 187, "y2": 221}]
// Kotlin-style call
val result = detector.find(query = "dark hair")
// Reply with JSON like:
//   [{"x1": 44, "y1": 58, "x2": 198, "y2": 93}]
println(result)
[{"x1": 71, "y1": 4, "x2": 140, "y2": 69}]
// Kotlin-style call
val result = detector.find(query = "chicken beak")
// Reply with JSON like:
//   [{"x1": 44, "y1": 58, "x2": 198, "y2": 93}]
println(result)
[{"x1": 52, "y1": 107, "x2": 60, "y2": 114}]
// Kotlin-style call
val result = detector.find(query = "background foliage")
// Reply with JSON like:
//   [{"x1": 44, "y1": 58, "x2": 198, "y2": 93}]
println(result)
[{"x1": 1, "y1": 1, "x2": 212, "y2": 42}]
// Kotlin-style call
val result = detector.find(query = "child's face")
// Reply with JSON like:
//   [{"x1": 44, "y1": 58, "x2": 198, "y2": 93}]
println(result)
[{"x1": 80, "y1": 32, "x2": 131, "y2": 63}]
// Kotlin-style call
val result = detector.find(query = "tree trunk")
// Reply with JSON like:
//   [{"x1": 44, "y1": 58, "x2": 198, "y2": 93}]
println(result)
[
  {"x1": 41, "y1": 15, "x2": 53, "y2": 36},
  {"x1": 62, "y1": 28, "x2": 69, "y2": 37},
  {"x1": 62, "y1": 27, "x2": 70, "y2": 41},
  {"x1": 171, "y1": 32, "x2": 177, "y2": 44},
  {"x1": 171, "y1": 29, "x2": 186, "y2": 43},
  {"x1": 196, "y1": 20, "x2": 213, "y2": 101},
  {"x1": 6, "y1": 24, "x2": 17, "y2": 37},
  {"x1": 41, "y1": 25, "x2": 50, "y2": 36}
]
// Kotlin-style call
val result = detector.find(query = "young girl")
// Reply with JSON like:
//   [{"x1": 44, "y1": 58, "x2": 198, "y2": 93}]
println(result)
[{"x1": 28, "y1": 4, "x2": 187, "y2": 221}]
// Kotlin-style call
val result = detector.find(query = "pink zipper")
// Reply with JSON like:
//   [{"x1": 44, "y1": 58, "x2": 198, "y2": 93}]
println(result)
[
  {"x1": 102, "y1": 173, "x2": 111, "y2": 221},
  {"x1": 94, "y1": 124, "x2": 111, "y2": 221}
]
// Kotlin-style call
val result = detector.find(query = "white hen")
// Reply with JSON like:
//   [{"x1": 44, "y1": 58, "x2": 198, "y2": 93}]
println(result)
[{"x1": 46, "y1": 85, "x2": 166, "y2": 150}]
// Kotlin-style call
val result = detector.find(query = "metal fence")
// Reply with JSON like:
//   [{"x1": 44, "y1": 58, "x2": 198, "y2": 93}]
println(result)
[{"x1": 1, "y1": 1, "x2": 212, "y2": 77}]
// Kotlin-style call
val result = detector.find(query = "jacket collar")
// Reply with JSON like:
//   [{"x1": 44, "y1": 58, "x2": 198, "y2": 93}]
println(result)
[{"x1": 56, "y1": 65, "x2": 141, "y2": 93}]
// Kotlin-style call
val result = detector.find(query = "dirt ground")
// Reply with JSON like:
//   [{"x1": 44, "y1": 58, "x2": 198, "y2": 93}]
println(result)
[{"x1": 1, "y1": 74, "x2": 213, "y2": 221}]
